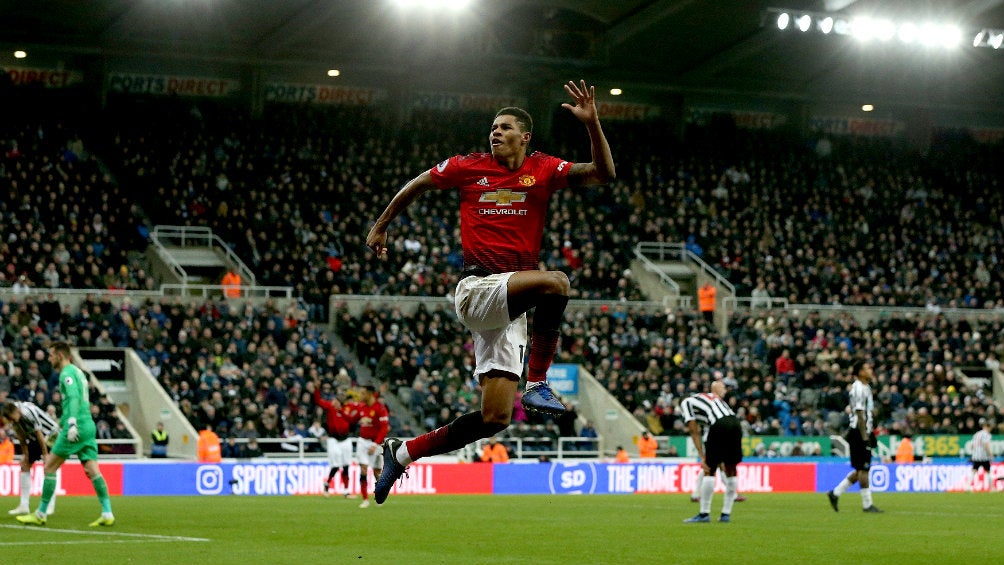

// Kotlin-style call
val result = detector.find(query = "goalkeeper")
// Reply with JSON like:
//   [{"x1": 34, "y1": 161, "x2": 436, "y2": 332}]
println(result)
[{"x1": 17, "y1": 341, "x2": 115, "y2": 527}]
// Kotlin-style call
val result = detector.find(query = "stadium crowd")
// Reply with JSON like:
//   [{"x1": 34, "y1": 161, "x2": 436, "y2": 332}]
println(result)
[{"x1": 3, "y1": 94, "x2": 1003, "y2": 453}]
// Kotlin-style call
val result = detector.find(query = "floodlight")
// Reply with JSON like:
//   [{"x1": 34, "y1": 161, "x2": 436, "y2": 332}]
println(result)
[
  {"x1": 992, "y1": 33, "x2": 1004, "y2": 49},
  {"x1": 900, "y1": 23, "x2": 919, "y2": 44},
  {"x1": 938, "y1": 25, "x2": 961, "y2": 48},
  {"x1": 918, "y1": 23, "x2": 941, "y2": 47},
  {"x1": 874, "y1": 19, "x2": 895, "y2": 41},
  {"x1": 819, "y1": 17, "x2": 834, "y2": 34},
  {"x1": 797, "y1": 14, "x2": 812, "y2": 32},
  {"x1": 609, "y1": 88, "x2": 622, "y2": 96},
  {"x1": 14, "y1": 50, "x2": 27, "y2": 59},
  {"x1": 861, "y1": 104, "x2": 874, "y2": 112},
  {"x1": 327, "y1": 69, "x2": 340, "y2": 77},
  {"x1": 851, "y1": 17, "x2": 873, "y2": 40},
  {"x1": 777, "y1": 12, "x2": 790, "y2": 30}
]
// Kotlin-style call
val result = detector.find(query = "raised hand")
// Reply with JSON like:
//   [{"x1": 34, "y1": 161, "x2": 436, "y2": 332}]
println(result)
[{"x1": 561, "y1": 80, "x2": 598, "y2": 124}]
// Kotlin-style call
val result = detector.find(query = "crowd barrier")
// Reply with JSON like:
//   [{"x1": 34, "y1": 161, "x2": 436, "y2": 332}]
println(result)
[{"x1": 4, "y1": 460, "x2": 1001, "y2": 498}]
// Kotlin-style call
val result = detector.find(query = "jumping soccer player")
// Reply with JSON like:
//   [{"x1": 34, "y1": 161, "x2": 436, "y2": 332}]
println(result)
[{"x1": 366, "y1": 80, "x2": 615, "y2": 504}]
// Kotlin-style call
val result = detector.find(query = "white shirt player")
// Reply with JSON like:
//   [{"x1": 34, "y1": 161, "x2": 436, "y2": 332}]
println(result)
[
  {"x1": 971, "y1": 428, "x2": 992, "y2": 462},
  {"x1": 848, "y1": 379, "x2": 873, "y2": 435}
]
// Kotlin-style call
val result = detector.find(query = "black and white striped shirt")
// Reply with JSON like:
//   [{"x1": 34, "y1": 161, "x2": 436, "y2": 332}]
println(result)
[
  {"x1": 848, "y1": 380, "x2": 874, "y2": 434},
  {"x1": 11, "y1": 401, "x2": 60, "y2": 441},
  {"x1": 680, "y1": 393, "x2": 735, "y2": 439},
  {"x1": 971, "y1": 429, "x2": 993, "y2": 462}
]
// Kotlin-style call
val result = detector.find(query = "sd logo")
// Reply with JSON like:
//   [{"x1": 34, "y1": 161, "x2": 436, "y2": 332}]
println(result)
[{"x1": 548, "y1": 462, "x2": 597, "y2": 495}]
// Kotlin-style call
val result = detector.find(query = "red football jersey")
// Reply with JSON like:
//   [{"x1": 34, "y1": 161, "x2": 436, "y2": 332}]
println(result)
[
  {"x1": 429, "y1": 151, "x2": 571, "y2": 273},
  {"x1": 346, "y1": 400, "x2": 389, "y2": 444},
  {"x1": 313, "y1": 388, "x2": 351, "y2": 439}
]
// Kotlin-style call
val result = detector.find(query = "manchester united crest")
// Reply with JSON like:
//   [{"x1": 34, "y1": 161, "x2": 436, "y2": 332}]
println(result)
[{"x1": 518, "y1": 175, "x2": 536, "y2": 187}]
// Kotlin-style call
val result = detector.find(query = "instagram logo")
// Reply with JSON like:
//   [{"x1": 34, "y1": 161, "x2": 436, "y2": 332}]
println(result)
[
  {"x1": 868, "y1": 465, "x2": 890, "y2": 492},
  {"x1": 196, "y1": 465, "x2": 225, "y2": 495}
]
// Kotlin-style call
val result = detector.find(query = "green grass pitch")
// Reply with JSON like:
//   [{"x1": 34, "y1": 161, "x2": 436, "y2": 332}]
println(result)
[{"x1": 2, "y1": 493, "x2": 1001, "y2": 564}]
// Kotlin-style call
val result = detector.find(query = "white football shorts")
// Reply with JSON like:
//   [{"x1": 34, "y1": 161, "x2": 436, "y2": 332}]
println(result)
[
  {"x1": 454, "y1": 272, "x2": 527, "y2": 379},
  {"x1": 325, "y1": 437, "x2": 353, "y2": 468}
]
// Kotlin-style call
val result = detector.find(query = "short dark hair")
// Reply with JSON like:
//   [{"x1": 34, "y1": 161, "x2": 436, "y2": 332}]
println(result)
[
  {"x1": 495, "y1": 107, "x2": 533, "y2": 133},
  {"x1": 851, "y1": 359, "x2": 867, "y2": 377},
  {"x1": 362, "y1": 384, "x2": 376, "y2": 393},
  {"x1": 2, "y1": 400, "x2": 18, "y2": 419},
  {"x1": 50, "y1": 341, "x2": 72, "y2": 357}
]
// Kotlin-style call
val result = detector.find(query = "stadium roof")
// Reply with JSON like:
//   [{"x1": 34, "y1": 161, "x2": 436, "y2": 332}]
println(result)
[{"x1": 3, "y1": 0, "x2": 1004, "y2": 112}]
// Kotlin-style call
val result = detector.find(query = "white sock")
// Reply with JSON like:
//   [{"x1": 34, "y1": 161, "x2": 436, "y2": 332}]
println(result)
[
  {"x1": 833, "y1": 478, "x2": 852, "y2": 496},
  {"x1": 20, "y1": 472, "x2": 31, "y2": 507},
  {"x1": 861, "y1": 488, "x2": 872, "y2": 508},
  {"x1": 699, "y1": 476, "x2": 715, "y2": 514},
  {"x1": 692, "y1": 470, "x2": 703, "y2": 497},
  {"x1": 396, "y1": 443, "x2": 414, "y2": 466},
  {"x1": 969, "y1": 469, "x2": 977, "y2": 491},
  {"x1": 722, "y1": 476, "x2": 738, "y2": 515}
]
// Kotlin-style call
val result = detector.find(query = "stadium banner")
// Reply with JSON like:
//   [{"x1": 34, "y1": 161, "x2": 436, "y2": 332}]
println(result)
[
  {"x1": 492, "y1": 461, "x2": 815, "y2": 495},
  {"x1": 77, "y1": 348, "x2": 127, "y2": 383},
  {"x1": 596, "y1": 101, "x2": 660, "y2": 121},
  {"x1": 122, "y1": 462, "x2": 492, "y2": 496},
  {"x1": 3, "y1": 65, "x2": 84, "y2": 88},
  {"x1": 966, "y1": 127, "x2": 1004, "y2": 144},
  {"x1": 0, "y1": 463, "x2": 123, "y2": 496},
  {"x1": 815, "y1": 462, "x2": 1004, "y2": 493},
  {"x1": 412, "y1": 92, "x2": 527, "y2": 112},
  {"x1": 743, "y1": 436, "x2": 830, "y2": 457},
  {"x1": 687, "y1": 107, "x2": 786, "y2": 129},
  {"x1": 877, "y1": 434, "x2": 1004, "y2": 458},
  {"x1": 263, "y1": 83, "x2": 387, "y2": 105},
  {"x1": 810, "y1": 116, "x2": 904, "y2": 137},
  {"x1": 107, "y1": 72, "x2": 240, "y2": 97},
  {"x1": 546, "y1": 364, "x2": 579, "y2": 396}
]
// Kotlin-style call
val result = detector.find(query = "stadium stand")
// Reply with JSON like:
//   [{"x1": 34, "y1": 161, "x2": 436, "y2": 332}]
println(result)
[{"x1": 3, "y1": 90, "x2": 1002, "y2": 452}]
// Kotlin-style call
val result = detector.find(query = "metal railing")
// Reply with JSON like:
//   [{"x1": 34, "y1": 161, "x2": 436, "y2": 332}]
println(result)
[
  {"x1": 634, "y1": 241, "x2": 736, "y2": 295},
  {"x1": 11, "y1": 438, "x2": 142, "y2": 459},
  {"x1": 150, "y1": 225, "x2": 257, "y2": 287},
  {"x1": 474, "y1": 436, "x2": 602, "y2": 460},
  {"x1": 160, "y1": 283, "x2": 294, "y2": 299},
  {"x1": 632, "y1": 244, "x2": 682, "y2": 295}
]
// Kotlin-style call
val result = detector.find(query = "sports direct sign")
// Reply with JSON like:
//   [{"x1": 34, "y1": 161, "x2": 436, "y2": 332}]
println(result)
[
  {"x1": 8, "y1": 460, "x2": 999, "y2": 497},
  {"x1": 493, "y1": 462, "x2": 815, "y2": 495}
]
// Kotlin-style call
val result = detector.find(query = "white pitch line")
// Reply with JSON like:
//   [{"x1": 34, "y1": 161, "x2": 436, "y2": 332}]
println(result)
[
  {"x1": 0, "y1": 524, "x2": 210, "y2": 542},
  {"x1": 1, "y1": 540, "x2": 193, "y2": 546}
]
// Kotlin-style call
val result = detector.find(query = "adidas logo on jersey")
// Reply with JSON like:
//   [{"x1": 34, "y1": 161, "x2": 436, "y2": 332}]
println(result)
[{"x1": 477, "y1": 177, "x2": 490, "y2": 187}]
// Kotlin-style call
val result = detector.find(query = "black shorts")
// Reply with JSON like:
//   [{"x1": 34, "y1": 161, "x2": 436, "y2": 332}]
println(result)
[
  {"x1": 972, "y1": 460, "x2": 991, "y2": 472},
  {"x1": 15, "y1": 438, "x2": 45, "y2": 464},
  {"x1": 846, "y1": 430, "x2": 871, "y2": 471},
  {"x1": 705, "y1": 416, "x2": 743, "y2": 471}
]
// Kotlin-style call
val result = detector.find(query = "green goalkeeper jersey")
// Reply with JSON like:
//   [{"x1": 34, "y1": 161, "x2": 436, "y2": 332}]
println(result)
[{"x1": 59, "y1": 363, "x2": 92, "y2": 427}]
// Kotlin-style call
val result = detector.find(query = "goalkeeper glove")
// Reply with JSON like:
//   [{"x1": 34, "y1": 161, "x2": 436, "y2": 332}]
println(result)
[{"x1": 67, "y1": 417, "x2": 79, "y2": 442}]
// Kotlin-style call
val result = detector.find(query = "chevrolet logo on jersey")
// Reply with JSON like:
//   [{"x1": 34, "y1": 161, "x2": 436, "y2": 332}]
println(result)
[{"x1": 479, "y1": 189, "x2": 527, "y2": 206}]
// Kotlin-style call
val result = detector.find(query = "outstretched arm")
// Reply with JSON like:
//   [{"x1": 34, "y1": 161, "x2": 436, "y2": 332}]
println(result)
[
  {"x1": 562, "y1": 80, "x2": 616, "y2": 187},
  {"x1": 366, "y1": 171, "x2": 438, "y2": 259}
]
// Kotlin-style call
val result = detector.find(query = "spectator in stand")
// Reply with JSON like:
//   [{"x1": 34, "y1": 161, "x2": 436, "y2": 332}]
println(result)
[
  {"x1": 197, "y1": 422, "x2": 222, "y2": 463},
  {"x1": 895, "y1": 433, "x2": 914, "y2": 464},
  {"x1": 480, "y1": 437, "x2": 510, "y2": 463},
  {"x1": 638, "y1": 430, "x2": 658, "y2": 458},
  {"x1": 698, "y1": 282, "x2": 717, "y2": 324},
  {"x1": 221, "y1": 267, "x2": 242, "y2": 299}
]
